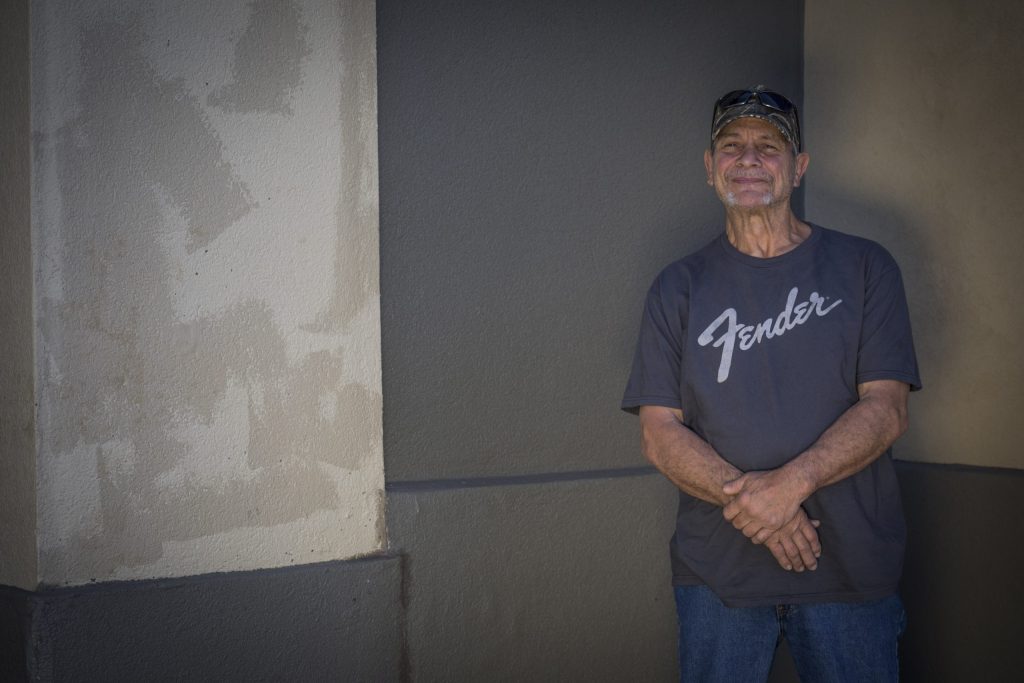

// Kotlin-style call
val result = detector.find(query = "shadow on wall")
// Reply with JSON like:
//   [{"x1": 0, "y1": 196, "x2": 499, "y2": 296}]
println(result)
[
  {"x1": 801, "y1": 183, "x2": 947, "y2": 465},
  {"x1": 895, "y1": 461, "x2": 1023, "y2": 681},
  {"x1": 804, "y1": 184, "x2": 1021, "y2": 679}
]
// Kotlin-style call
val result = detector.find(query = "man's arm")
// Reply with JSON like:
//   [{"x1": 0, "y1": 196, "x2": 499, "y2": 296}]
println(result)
[
  {"x1": 722, "y1": 379, "x2": 910, "y2": 544},
  {"x1": 639, "y1": 405, "x2": 741, "y2": 506},
  {"x1": 639, "y1": 405, "x2": 821, "y2": 571}
]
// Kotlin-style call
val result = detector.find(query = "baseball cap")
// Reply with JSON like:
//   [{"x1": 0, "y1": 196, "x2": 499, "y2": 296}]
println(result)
[{"x1": 710, "y1": 86, "x2": 801, "y2": 152}]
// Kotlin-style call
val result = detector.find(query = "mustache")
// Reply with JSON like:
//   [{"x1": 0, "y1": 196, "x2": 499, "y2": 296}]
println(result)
[{"x1": 726, "y1": 172, "x2": 771, "y2": 181}]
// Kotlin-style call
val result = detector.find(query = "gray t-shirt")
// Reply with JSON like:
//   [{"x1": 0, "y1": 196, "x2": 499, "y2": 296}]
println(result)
[{"x1": 622, "y1": 224, "x2": 921, "y2": 607}]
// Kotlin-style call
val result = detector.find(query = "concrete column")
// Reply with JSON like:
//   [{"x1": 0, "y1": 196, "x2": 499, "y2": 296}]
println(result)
[{"x1": 24, "y1": 0, "x2": 383, "y2": 587}]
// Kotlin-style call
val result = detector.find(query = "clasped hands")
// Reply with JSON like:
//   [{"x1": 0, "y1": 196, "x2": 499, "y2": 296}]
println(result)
[{"x1": 722, "y1": 469, "x2": 821, "y2": 573}]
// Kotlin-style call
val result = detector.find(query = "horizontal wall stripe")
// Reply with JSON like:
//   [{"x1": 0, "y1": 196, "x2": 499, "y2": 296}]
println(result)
[
  {"x1": 894, "y1": 458, "x2": 1024, "y2": 476},
  {"x1": 386, "y1": 460, "x2": 1022, "y2": 495},
  {"x1": 386, "y1": 466, "x2": 658, "y2": 493}
]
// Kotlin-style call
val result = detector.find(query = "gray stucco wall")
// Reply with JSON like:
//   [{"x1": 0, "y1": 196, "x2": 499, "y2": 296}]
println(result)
[
  {"x1": 6, "y1": 0, "x2": 1020, "y2": 680},
  {"x1": 896, "y1": 462, "x2": 1021, "y2": 681},
  {"x1": 804, "y1": 1, "x2": 1024, "y2": 677},
  {"x1": 804, "y1": 0, "x2": 1024, "y2": 470},
  {"x1": 378, "y1": 0, "x2": 804, "y2": 482},
  {"x1": 0, "y1": 0, "x2": 37, "y2": 591},
  {"x1": 377, "y1": 0, "x2": 805, "y2": 679},
  {"x1": 14, "y1": 557, "x2": 401, "y2": 682},
  {"x1": 389, "y1": 474, "x2": 680, "y2": 681}
]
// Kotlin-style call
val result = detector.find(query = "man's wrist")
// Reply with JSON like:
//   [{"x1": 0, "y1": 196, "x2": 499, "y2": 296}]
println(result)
[{"x1": 779, "y1": 458, "x2": 818, "y2": 502}]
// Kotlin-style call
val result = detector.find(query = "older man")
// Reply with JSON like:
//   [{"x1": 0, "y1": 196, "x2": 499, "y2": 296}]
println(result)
[{"x1": 622, "y1": 87, "x2": 921, "y2": 681}]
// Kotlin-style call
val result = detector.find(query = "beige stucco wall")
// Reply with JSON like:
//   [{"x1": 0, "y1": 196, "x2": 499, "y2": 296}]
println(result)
[
  {"x1": 31, "y1": 0, "x2": 383, "y2": 586},
  {"x1": 804, "y1": 0, "x2": 1024, "y2": 469}
]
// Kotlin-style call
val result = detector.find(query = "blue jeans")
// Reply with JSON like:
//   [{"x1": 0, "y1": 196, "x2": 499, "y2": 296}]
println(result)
[{"x1": 674, "y1": 585, "x2": 905, "y2": 682}]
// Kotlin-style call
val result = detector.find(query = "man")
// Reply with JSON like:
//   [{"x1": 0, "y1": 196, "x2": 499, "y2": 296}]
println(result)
[{"x1": 621, "y1": 86, "x2": 921, "y2": 681}]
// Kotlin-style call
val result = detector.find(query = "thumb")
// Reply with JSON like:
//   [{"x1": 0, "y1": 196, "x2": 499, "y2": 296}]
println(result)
[{"x1": 722, "y1": 476, "x2": 744, "y2": 495}]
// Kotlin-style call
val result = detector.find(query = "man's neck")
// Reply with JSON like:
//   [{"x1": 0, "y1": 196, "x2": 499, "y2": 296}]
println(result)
[{"x1": 724, "y1": 207, "x2": 811, "y2": 258}]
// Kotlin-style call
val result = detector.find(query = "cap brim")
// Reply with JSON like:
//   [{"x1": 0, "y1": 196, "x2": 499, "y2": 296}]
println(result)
[{"x1": 711, "y1": 104, "x2": 798, "y2": 150}]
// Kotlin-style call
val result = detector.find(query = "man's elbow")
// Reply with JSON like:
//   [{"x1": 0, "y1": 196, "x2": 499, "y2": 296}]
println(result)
[
  {"x1": 639, "y1": 421, "x2": 661, "y2": 466},
  {"x1": 638, "y1": 406, "x2": 686, "y2": 467},
  {"x1": 880, "y1": 392, "x2": 910, "y2": 444},
  {"x1": 638, "y1": 409, "x2": 675, "y2": 467},
  {"x1": 892, "y1": 402, "x2": 909, "y2": 440},
  {"x1": 861, "y1": 380, "x2": 910, "y2": 443}
]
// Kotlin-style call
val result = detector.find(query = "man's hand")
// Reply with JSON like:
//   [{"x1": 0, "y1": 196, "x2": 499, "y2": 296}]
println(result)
[
  {"x1": 721, "y1": 468, "x2": 811, "y2": 544},
  {"x1": 722, "y1": 471, "x2": 822, "y2": 571},
  {"x1": 763, "y1": 509, "x2": 821, "y2": 572},
  {"x1": 637, "y1": 405, "x2": 825, "y2": 571}
]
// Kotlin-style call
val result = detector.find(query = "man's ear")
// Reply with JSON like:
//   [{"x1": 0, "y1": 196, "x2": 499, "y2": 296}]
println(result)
[
  {"x1": 793, "y1": 152, "x2": 810, "y2": 187},
  {"x1": 704, "y1": 148, "x2": 714, "y2": 186}
]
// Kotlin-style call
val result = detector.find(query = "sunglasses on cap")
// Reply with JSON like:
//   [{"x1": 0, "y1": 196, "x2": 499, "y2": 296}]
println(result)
[
  {"x1": 711, "y1": 86, "x2": 802, "y2": 151},
  {"x1": 714, "y1": 88, "x2": 797, "y2": 114}
]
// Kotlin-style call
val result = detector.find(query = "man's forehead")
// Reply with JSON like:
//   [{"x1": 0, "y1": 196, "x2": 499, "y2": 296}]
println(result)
[{"x1": 716, "y1": 117, "x2": 787, "y2": 142}]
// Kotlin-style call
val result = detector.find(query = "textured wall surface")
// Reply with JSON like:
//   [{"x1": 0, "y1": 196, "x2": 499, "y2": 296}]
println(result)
[
  {"x1": 31, "y1": 0, "x2": 383, "y2": 586},
  {"x1": 0, "y1": 0, "x2": 38, "y2": 591},
  {"x1": 804, "y1": 0, "x2": 1024, "y2": 469},
  {"x1": 0, "y1": 586, "x2": 32, "y2": 681},
  {"x1": 389, "y1": 474, "x2": 680, "y2": 682},
  {"x1": 11, "y1": 1, "x2": 1017, "y2": 681},
  {"x1": 378, "y1": 0, "x2": 805, "y2": 482},
  {"x1": 29, "y1": 557, "x2": 402, "y2": 682},
  {"x1": 378, "y1": 1, "x2": 805, "y2": 680},
  {"x1": 896, "y1": 462, "x2": 1022, "y2": 681}
]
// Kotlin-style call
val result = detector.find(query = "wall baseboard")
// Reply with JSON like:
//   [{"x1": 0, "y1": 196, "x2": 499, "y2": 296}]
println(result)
[{"x1": 1, "y1": 556, "x2": 402, "y2": 683}]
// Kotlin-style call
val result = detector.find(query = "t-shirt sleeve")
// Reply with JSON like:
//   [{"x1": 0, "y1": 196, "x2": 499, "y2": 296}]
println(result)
[
  {"x1": 856, "y1": 248, "x2": 922, "y2": 391},
  {"x1": 621, "y1": 273, "x2": 686, "y2": 414}
]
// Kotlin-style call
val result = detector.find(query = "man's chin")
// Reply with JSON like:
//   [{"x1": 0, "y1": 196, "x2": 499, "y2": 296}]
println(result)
[{"x1": 724, "y1": 190, "x2": 775, "y2": 207}]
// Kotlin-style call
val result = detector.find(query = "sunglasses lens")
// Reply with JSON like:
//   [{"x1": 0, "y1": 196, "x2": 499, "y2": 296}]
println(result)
[
  {"x1": 716, "y1": 90, "x2": 754, "y2": 110},
  {"x1": 716, "y1": 89, "x2": 795, "y2": 114},
  {"x1": 754, "y1": 91, "x2": 795, "y2": 113}
]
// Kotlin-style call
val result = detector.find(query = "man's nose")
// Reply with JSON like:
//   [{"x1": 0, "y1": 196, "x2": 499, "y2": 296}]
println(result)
[{"x1": 737, "y1": 143, "x2": 761, "y2": 165}]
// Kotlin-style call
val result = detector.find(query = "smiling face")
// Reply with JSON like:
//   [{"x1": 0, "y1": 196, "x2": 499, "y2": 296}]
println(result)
[{"x1": 704, "y1": 117, "x2": 809, "y2": 211}]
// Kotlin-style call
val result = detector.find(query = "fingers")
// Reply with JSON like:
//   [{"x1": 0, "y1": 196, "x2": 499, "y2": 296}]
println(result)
[
  {"x1": 766, "y1": 540, "x2": 790, "y2": 570},
  {"x1": 764, "y1": 512, "x2": 823, "y2": 572},
  {"x1": 767, "y1": 535, "x2": 801, "y2": 572},
  {"x1": 796, "y1": 518, "x2": 822, "y2": 558},
  {"x1": 791, "y1": 513, "x2": 822, "y2": 556},
  {"x1": 786, "y1": 523, "x2": 819, "y2": 572},
  {"x1": 735, "y1": 518, "x2": 766, "y2": 542},
  {"x1": 730, "y1": 512, "x2": 776, "y2": 544},
  {"x1": 767, "y1": 532, "x2": 813, "y2": 572},
  {"x1": 729, "y1": 510, "x2": 776, "y2": 544},
  {"x1": 722, "y1": 490, "x2": 793, "y2": 535},
  {"x1": 768, "y1": 532, "x2": 813, "y2": 572},
  {"x1": 740, "y1": 521, "x2": 761, "y2": 539},
  {"x1": 722, "y1": 499, "x2": 740, "y2": 522},
  {"x1": 723, "y1": 501, "x2": 758, "y2": 537}
]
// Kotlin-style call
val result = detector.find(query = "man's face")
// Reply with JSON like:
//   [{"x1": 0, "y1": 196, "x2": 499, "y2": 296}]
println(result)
[{"x1": 704, "y1": 117, "x2": 809, "y2": 210}]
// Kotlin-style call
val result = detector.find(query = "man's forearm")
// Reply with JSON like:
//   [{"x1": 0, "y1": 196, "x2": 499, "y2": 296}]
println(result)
[
  {"x1": 723, "y1": 380, "x2": 910, "y2": 541},
  {"x1": 639, "y1": 405, "x2": 822, "y2": 571},
  {"x1": 639, "y1": 405, "x2": 741, "y2": 506},
  {"x1": 782, "y1": 381, "x2": 909, "y2": 496}
]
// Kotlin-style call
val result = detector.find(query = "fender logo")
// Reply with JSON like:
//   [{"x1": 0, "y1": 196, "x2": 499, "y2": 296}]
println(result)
[{"x1": 697, "y1": 287, "x2": 842, "y2": 383}]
